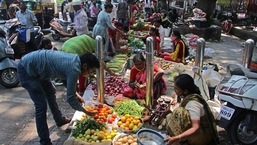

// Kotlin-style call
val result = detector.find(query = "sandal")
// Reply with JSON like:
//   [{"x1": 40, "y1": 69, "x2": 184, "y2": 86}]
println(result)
[{"x1": 56, "y1": 117, "x2": 71, "y2": 127}]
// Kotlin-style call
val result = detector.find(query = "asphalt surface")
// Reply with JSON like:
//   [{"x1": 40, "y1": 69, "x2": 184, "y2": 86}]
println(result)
[{"x1": 0, "y1": 33, "x2": 246, "y2": 145}]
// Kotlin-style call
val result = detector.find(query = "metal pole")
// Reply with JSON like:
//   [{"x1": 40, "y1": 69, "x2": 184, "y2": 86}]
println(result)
[
  {"x1": 146, "y1": 37, "x2": 154, "y2": 109},
  {"x1": 242, "y1": 39, "x2": 255, "y2": 68},
  {"x1": 95, "y1": 36, "x2": 104, "y2": 103},
  {"x1": 195, "y1": 38, "x2": 205, "y2": 73}
]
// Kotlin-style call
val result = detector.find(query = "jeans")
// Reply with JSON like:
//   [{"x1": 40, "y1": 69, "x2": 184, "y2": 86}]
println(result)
[{"x1": 17, "y1": 62, "x2": 65, "y2": 145}]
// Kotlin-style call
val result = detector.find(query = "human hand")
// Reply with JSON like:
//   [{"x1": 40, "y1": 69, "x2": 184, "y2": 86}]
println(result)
[
  {"x1": 134, "y1": 82, "x2": 141, "y2": 88},
  {"x1": 84, "y1": 109, "x2": 98, "y2": 116},
  {"x1": 138, "y1": 83, "x2": 146, "y2": 88},
  {"x1": 76, "y1": 93, "x2": 85, "y2": 104},
  {"x1": 164, "y1": 135, "x2": 180, "y2": 145}
]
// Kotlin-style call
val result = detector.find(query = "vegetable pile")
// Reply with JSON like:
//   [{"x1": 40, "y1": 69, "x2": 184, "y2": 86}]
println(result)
[
  {"x1": 155, "y1": 59, "x2": 173, "y2": 71},
  {"x1": 114, "y1": 100, "x2": 145, "y2": 117},
  {"x1": 106, "y1": 54, "x2": 128, "y2": 73},
  {"x1": 72, "y1": 119, "x2": 105, "y2": 138},
  {"x1": 85, "y1": 103, "x2": 117, "y2": 124},
  {"x1": 128, "y1": 40, "x2": 144, "y2": 49},
  {"x1": 117, "y1": 114, "x2": 143, "y2": 132},
  {"x1": 91, "y1": 76, "x2": 128, "y2": 97},
  {"x1": 113, "y1": 134, "x2": 138, "y2": 145},
  {"x1": 72, "y1": 118, "x2": 119, "y2": 143},
  {"x1": 104, "y1": 76, "x2": 127, "y2": 97}
]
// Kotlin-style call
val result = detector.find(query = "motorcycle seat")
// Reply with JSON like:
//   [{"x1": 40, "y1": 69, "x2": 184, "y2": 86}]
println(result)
[{"x1": 227, "y1": 63, "x2": 257, "y2": 79}]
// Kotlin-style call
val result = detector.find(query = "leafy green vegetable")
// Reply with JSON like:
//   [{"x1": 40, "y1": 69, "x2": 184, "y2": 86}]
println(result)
[
  {"x1": 72, "y1": 119, "x2": 105, "y2": 138},
  {"x1": 136, "y1": 21, "x2": 144, "y2": 30},
  {"x1": 114, "y1": 100, "x2": 145, "y2": 117},
  {"x1": 128, "y1": 40, "x2": 144, "y2": 49}
]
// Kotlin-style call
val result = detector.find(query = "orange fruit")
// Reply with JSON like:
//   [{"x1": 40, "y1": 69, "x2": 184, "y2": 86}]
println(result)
[
  {"x1": 129, "y1": 124, "x2": 134, "y2": 130},
  {"x1": 120, "y1": 124, "x2": 125, "y2": 129},
  {"x1": 126, "y1": 118, "x2": 131, "y2": 123},
  {"x1": 134, "y1": 116, "x2": 140, "y2": 120},
  {"x1": 120, "y1": 116, "x2": 126, "y2": 123},
  {"x1": 133, "y1": 126, "x2": 138, "y2": 130},
  {"x1": 117, "y1": 121, "x2": 122, "y2": 127},
  {"x1": 132, "y1": 120, "x2": 138, "y2": 125},
  {"x1": 125, "y1": 114, "x2": 130, "y2": 118},
  {"x1": 124, "y1": 127, "x2": 130, "y2": 131}
]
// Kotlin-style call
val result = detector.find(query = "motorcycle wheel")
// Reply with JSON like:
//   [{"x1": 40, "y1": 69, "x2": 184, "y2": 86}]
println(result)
[
  {"x1": 0, "y1": 68, "x2": 19, "y2": 88},
  {"x1": 52, "y1": 33, "x2": 60, "y2": 41},
  {"x1": 227, "y1": 113, "x2": 257, "y2": 145}
]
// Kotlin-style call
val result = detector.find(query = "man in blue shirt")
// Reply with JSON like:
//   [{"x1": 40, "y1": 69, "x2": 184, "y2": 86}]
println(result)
[{"x1": 17, "y1": 50, "x2": 99, "y2": 145}]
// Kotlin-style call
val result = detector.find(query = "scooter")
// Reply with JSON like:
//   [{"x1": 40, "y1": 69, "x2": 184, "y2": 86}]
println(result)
[
  {"x1": 49, "y1": 18, "x2": 73, "y2": 41},
  {"x1": 4, "y1": 18, "x2": 44, "y2": 59},
  {"x1": 0, "y1": 21, "x2": 19, "y2": 88},
  {"x1": 217, "y1": 63, "x2": 257, "y2": 145}
]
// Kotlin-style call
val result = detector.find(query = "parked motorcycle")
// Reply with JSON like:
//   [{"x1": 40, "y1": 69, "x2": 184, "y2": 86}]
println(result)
[
  {"x1": 0, "y1": 21, "x2": 19, "y2": 88},
  {"x1": 217, "y1": 63, "x2": 257, "y2": 145},
  {"x1": 4, "y1": 18, "x2": 44, "y2": 59},
  {"x1": 49, "y1": 18, "x2": 73, "y2": 41}
]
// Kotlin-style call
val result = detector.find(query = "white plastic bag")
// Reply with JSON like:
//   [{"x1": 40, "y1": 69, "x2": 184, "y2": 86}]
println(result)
[
  {"x1": 192, "y1": 66, "x2": 210, "y2": 101},
  {"x1": 83, "y1": 90, "x2": 95, "y2": 102},
  {"x1": 202, "y1": 69, "x2": 223, "y2": 87},
  {"x1": 207, "y1": 97, "x2": 222, "y2": 120},
  {"x1": 194, "y1": 73, "x2": 210, "y2": 101}
]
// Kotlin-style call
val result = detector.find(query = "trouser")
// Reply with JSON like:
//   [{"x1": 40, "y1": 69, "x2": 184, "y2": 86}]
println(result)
[{"x1": 17, "y1": 62, "x2": 65, "y2": 145}]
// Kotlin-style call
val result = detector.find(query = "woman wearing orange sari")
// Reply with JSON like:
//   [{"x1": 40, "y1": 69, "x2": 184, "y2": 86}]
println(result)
[{"x1": 123, "y1": 53, "x2": 167, "y2": 105}]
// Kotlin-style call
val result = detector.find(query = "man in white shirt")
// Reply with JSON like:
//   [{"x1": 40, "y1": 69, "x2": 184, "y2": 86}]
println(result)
[
  {"x1": 15, "y1": 1, "x2": 37, "y2": 29},
  {"x1": 72, "y1": 2, "x2": 89, "y2": 35},
  {"x1": 15, "y1": 1, "x2": 38, "y2": 53}
]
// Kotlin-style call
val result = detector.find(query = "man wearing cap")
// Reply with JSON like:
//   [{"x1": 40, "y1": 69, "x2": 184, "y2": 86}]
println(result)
[{"x1": 72, "y1": 1, "x2": 89, "y2": 35}]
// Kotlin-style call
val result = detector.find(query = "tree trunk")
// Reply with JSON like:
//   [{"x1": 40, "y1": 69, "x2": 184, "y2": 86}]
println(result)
[{"x1": 196, "y1": 0, "x2": 217, "y2": 20}]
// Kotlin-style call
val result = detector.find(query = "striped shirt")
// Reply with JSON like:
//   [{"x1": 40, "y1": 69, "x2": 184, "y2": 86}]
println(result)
[
  {"x1": 61, "y1": 34, "x2": 95, "y2": 55},
  {"x1": 20, "y1": 50, "x2": 83, "y2": 111}
]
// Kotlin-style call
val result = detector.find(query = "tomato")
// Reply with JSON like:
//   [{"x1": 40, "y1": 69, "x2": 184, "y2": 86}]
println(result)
[
  {"x1": 101, "y1": 118, "x2": 107, "y2": 122},
  {"x1": 93, "y1": 114, "x2": 99, "y2": 119},
  {"x1": 107, "y1": 118, "x2": 112, "y2": 124},
  {"x1": 112, "y1": 114, "x2": 117, "y2": 118},
  {"x1": 98, "y1": 104, "x2": 103, "y2": 108}
]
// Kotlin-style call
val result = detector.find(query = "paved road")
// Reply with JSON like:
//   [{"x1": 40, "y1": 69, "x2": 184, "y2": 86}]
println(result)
[{"x1": 0, "y1": 33, "x2": 245, "y2": 145}]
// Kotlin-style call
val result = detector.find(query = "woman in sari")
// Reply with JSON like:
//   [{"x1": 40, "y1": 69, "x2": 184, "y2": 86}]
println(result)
[
  {"x1": 162, "y1": 30, "x2": 188, "y2": 63},
  {"x1": 123, "y1": 53, "x2": 167, "y2": 106},
  {"x1": 92, "y1": 3, "x2": 123, "y2": 61},
  {"x1": 165, "y1": 74, "x2": 220, "y2": 145}
]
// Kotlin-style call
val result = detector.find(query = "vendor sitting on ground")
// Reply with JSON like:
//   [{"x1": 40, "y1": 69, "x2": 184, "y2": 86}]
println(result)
[
  {"x1": 165, "y1": 74, "x2": 220, "y2": 145},
  {"x1": 162, "y1": 30, "x2": 188, "y2": 63},
  {"x1": 132, "y1": 27, "x2": 161, "y2": 55},
  {"x1": 123, "y1": 53, "x2": 166, "y2": 105}
]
